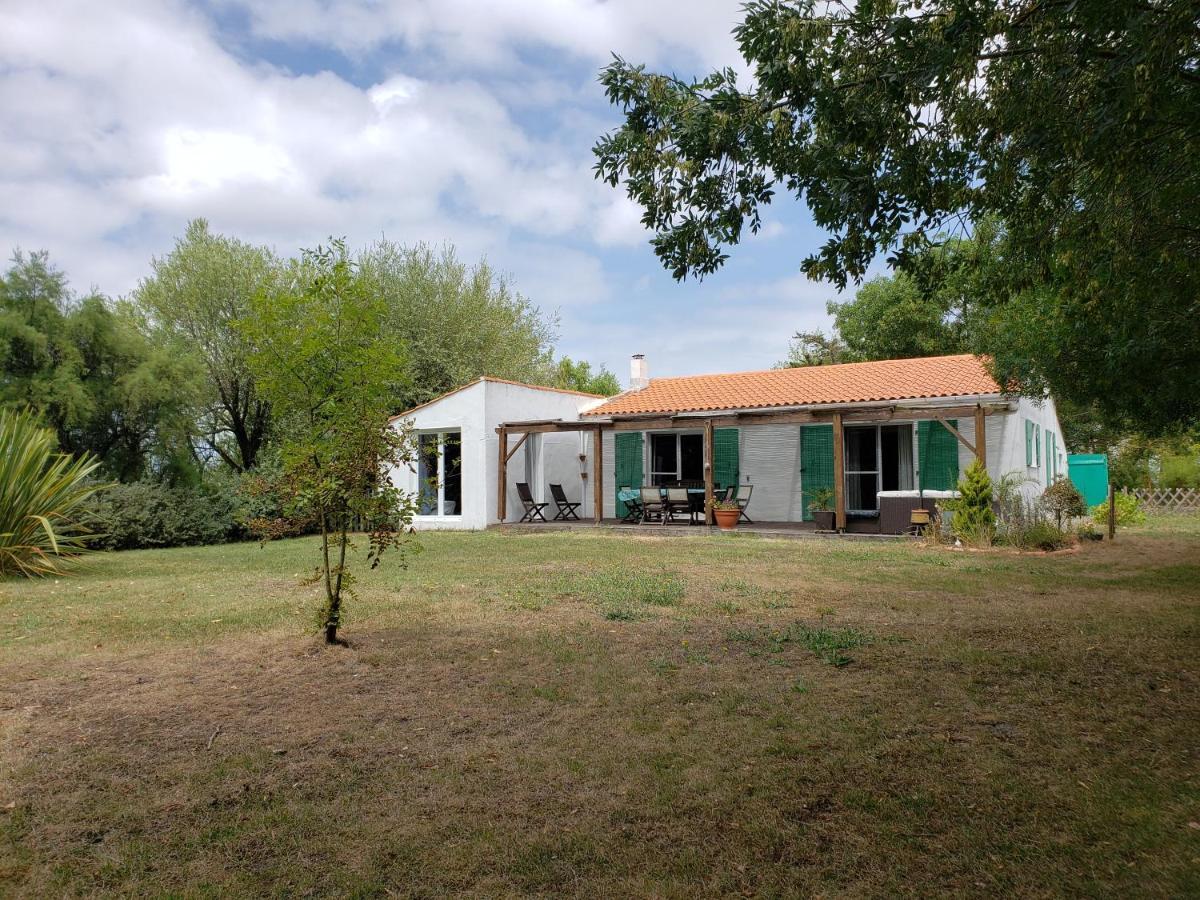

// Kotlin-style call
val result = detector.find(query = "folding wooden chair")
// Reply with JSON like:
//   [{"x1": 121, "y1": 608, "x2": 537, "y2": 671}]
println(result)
[
  {"x1": 638, "y1": 486, "x2": 666, "y2": 524},
  {"x1": 664, "y1": 487, "x2": 690, "y2": 525},
  {"x1": 734, "y1": 483, "x2": 754, "y2": 523},
  {"x1": 549, "y1": 483, "x2": 581, "y2": 521},
  {"x1": 516, "y1": 482, "x2": 548, "y2": 523}
]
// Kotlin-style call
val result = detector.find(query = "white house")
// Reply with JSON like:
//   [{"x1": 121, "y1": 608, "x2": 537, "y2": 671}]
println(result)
[
  {"x1": 391, "y1": 355, "x2": 1067, "y2": 532},
  {"x1": 388, "y1": 377, "x2": 605, "y2": 531}
]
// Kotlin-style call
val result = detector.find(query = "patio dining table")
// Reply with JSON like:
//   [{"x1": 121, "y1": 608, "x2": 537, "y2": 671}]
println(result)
[{"x1": 618, "y1": 487, "x2": 709, "y2": 525}]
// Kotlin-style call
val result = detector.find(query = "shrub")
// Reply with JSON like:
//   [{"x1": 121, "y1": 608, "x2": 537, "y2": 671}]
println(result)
[
  {"x1": 0, "y1": 410, "x2": 104, "y2": 577},
  {"x1": 1091, "y1": 493, "x2": 1147, "y2": 527},
  {"x1": 1018, "y1": 521, "x2": 1070, "y2": 551},
  {"x1": 82, "y1": 480, "x2": 244, "y2": 551},
  {"x1": 1042, "y1": 478, "x2": 1086, "y2": 528},
  {"x1": 951, "y1": 460, "x2": 996, "y2": 546}
]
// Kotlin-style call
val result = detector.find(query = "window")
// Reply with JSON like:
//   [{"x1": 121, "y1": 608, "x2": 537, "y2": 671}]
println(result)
[
  {"x1": 417, "y1": 431, "x2": 463, "y2": 516},
  {"x1": 1025, "y1": 419, "x2": 1041, "y2": 468},
  {"x1": 648, "y1": 432, "x2": 704, "y2": 485}
]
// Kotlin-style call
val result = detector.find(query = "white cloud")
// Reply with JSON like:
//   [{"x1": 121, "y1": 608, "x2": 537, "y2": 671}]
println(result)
[
  {"x1": 217, "y1": 0, "x2": 746, "y2": 72},
  {"x1": 1, "y1": 0, "x2": 827, "y2": 384}
]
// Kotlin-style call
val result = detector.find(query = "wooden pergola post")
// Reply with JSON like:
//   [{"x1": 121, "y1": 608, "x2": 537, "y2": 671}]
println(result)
[
  {"x1": 496, "y1": 427, "x2": 508, "y2": 523},
  {"x1": 703, "y1": 418, "x2": 715, "y2": 525},
  {"x1": 833, "y1": 412, "x2": 846, "y2": 531},
  {"x1": 974, "y1": 405, "x2": 987, "y2": 469},
  {"x1": 592, "y1": 426, "x2": 603, "y2": 524}
]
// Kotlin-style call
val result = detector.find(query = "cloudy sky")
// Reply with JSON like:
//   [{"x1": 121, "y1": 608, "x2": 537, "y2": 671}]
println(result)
[{"x1": 2, "y1": 0, "x2": 871, "y2": 384}]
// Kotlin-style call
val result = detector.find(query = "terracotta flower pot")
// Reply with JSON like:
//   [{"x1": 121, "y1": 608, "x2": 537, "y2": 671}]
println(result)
[
  {"x1": 813, "y1": 510, "x2": 836, "y2": 532},
  {"x1": 713, "y1": 508, "x2": 740, "y2": 531}
]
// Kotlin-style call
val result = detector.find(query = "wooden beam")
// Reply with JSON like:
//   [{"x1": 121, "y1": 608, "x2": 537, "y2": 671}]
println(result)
[
  {"x1": 496, "y1": 427, "x2": 507, "y2": 523},
  {"x1": 504, "y1": 431, "x2": 529, "y2": 463},
  {"x1": 935, "y1": 416, "x2": 978, "y2": 458},
  {"x1": 833, "y1": 412, "x2": 846, "y2": 532},
  {"x1": 592, "y1": 427, "x2": 603, "y2": 524},
  {"x1": 703, "y1": 418, "x2": 715, "y2": 526},
  {"x1": 974, "y1": 405, "x2": 987, "y2": 468}
]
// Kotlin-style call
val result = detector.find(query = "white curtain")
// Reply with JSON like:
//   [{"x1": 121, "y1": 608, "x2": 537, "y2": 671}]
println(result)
[{"x1": 897, "y1": 425, "x2": 914, "y2": 490}]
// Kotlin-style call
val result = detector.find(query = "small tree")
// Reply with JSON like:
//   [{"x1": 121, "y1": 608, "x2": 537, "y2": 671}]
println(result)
[
  {"x1": 952, "y1": 460, "x2": 996, "y2": 546},
  {"x1": 1042, "y1": 479, "x2": 1086, "y2": 530},
  {"x1": 243, "y1": 240, "x2": 418, "y2": 644}
]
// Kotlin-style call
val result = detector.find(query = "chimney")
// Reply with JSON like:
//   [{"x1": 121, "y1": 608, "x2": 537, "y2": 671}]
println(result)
[{"x1": 629, "y1": 354, "x2": 649, "y2": 390}]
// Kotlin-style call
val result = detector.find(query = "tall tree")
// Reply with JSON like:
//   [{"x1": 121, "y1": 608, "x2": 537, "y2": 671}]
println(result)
[
  {"x1": 358, "y1": 242, "x2": 557, "y2": 411},
  {"x1": 595, "y1": 0, "x2": 1200, "y2": 431},
  {"x1": 0, "y1": 251, "x2": 198, "y2": 481},
  {"x1": 243, "y1": 240, "x2": 417, "y2": 645},
  {"x1": 134, "y1": 220, "x2": 278, "y2": 471},
  {"x1": 829, "y1": 273, "x2": 964, "y2": 362},
  {"x1": 777, "y1": 330, "x2": 850, "y2": 368}
]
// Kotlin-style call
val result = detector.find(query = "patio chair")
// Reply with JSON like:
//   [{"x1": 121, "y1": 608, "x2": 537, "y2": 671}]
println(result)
[
  {"x1": 549, "y1": 483, "x2": 581, "y2": 521},
  {"x1": 515, "y1": 482, "x2": 548, "y2": 523},
  {"x1": 734, "y1": 483, "x2": 754, "y2": 523},
  {"x1": 639, "y1": 486, "x2": 666, "y2": 524},
  {"x1": 665, "y1": 487, "x2": 690, "y2": 525},
  {"x1": 618, "y1": 485, "x2": 642, "y2": 523}
]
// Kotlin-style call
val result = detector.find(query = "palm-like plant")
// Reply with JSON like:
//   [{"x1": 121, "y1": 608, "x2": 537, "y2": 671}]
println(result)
[{"x1": 0, "y1": 410, "x2": 104, "y2": 577}]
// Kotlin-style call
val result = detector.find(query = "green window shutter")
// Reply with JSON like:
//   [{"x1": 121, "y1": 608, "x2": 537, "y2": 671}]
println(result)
[
  {"x1": 1025, "y1": 419, "x2": 1033, "y2": 467},
  {"x1": 1035, "y1": 425, "x2": 1041, "y2": 466},
  {"x1": 614, "y1": 432, "x2": 643, "y2": 515},
  {"x1": 918, "y1": 420, "x2": 960, "y2": 492},
  {"x1": 1046, "y1": 431, "x2": 1053, "y2": 480},
  {"x1": 713, "y1": 428, "x2": 739, "y2": 491},
  {"x1": 800, "y1": 424, "x2": 834, "y2": 521}
]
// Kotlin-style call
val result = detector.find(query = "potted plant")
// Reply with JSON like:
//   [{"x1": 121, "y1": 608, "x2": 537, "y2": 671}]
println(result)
[
  {"x1": 808, "y1": 487, "x2": 836, "y2": 531},
  {"x1": 709, "y1": 496, "x2": 742, "y2": 532}
]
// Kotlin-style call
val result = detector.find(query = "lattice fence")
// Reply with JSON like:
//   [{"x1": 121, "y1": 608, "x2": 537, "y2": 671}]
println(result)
[{"x1": 1125, "y1": 487, "x2": 1200, "y2": 512}]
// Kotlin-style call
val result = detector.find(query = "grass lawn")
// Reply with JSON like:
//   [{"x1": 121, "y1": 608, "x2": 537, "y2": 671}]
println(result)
[{"x1": 2, "y1": 519, "x2": 1199, "y2": 896}]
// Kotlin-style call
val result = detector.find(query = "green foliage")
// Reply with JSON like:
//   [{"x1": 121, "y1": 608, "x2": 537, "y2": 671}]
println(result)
[
  {"x1": 244, "y1": 239, "x2": 419, "y2": 644},
  {"x1": 1092, "y1": 494, "x2": 1147, "y2": 527},
  {"x1": 1008, "y1": 520, "x2": 1070, "y2": 552},
  {"x1": 805, "y1": 487, "x2": 834, "y2": 512},
  {"x1": 133, "y1": 219, "x2": 279, "y2": 472},
  {"x1": 952, "y1": 460, "x2": 996, "y2": 546},
  {"x1": 1159, "y1": 453, "x2": 1200, "y2": 490},
  {"x1": 595, "y1": 2, "x2": 1200, "y2": 431},
  {"x1": 82, "y1": 481, "x2": 243, "y2": 551},
  {"x1": 357, "y1": 242, "x2": 557, "y2": 412},
  {"x1": 829, "y1": 271, "x2": 965, "y2": 362},
  {"x1": 0, "y1": 409, "x2": 103, "y2": 577},
  {"x1": 778, "y1": 330, "x2": 849, "y2": 367},
  {"x1": 1042, "y1": 479, "x2": 1087, "y2": 529},
  {"x1": 549, "y1": 356, "x2": 620, "y2": 396},
  {"x1": 1, "y1": 251, "x2": 200, "y2": 481}
]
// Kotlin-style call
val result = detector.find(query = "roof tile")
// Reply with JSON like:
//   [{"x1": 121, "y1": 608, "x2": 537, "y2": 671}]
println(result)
[{"x1": 583, "y1": 354, "x2": 1000, "y2": 417}]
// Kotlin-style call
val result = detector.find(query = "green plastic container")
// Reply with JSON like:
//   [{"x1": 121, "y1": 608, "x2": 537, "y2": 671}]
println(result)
[{"x1": 1068, "y1": 454, "x2": 1109, "y2": 508}]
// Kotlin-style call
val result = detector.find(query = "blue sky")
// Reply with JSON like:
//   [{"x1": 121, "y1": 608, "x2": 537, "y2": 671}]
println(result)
[{"x1": 1, "y1": 0, "x2": 873, "y2": 385}]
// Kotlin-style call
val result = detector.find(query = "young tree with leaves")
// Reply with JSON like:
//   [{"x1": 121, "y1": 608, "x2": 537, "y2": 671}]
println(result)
[
  {"x1": 243, "y1": 241, "x2": 418, "y2": 645},
  {"x1": 595, "y1": 0, "x2": 1199, "y2": 432}
]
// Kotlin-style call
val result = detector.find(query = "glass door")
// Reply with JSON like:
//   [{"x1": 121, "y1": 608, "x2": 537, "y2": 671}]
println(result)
[{"x1": 844, "y1": 426, "x2": 880, "y2": 513}]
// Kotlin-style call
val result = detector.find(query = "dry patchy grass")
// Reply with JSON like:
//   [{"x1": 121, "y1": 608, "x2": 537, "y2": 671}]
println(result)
[{"x1": 1, "y1": 521, "x2": 1198, "y2": 897}]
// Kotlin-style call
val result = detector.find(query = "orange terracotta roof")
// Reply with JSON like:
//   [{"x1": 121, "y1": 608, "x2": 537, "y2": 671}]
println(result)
[
  {"x1": 583, "y1": 354, "x2": 1001, "y2": 417},
  {"x1": 391, "y1": 376, "x2": 605, "y2": 421}
]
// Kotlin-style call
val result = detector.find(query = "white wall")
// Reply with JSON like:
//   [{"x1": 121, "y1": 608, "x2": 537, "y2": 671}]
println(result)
[
  {"x1": 740, "y1": 425, "x2": 806, "y2": 521},
  {"x1": 390, "y1": 380, "x2": 489, "y2": 530},
  {"x1": 950, "y1": 399, "x2": 1064, "y2": 501},
  {"x1": 391, "y1": 379, "x2": 598, "y2": 530}
]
